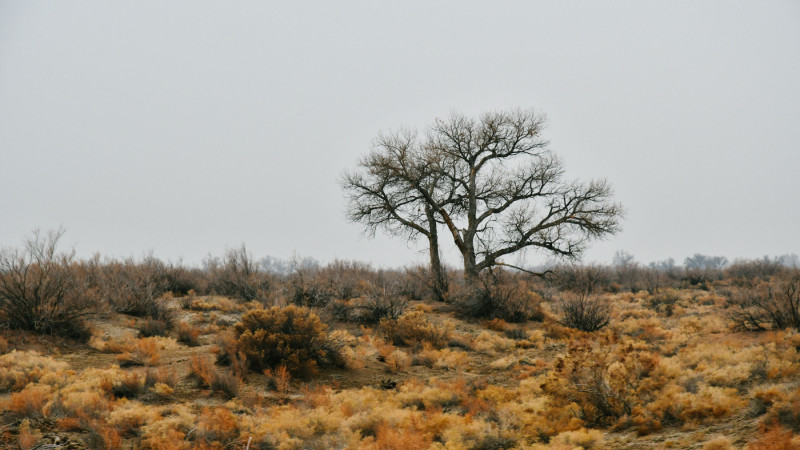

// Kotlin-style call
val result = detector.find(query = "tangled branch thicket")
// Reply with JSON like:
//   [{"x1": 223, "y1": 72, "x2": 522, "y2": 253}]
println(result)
[
  {"x1": 729, "y1": 272, "x2": 800, "y2": 331},
  {"x1": 0, "y1": 230, "x2": 96, "y2": 341}
]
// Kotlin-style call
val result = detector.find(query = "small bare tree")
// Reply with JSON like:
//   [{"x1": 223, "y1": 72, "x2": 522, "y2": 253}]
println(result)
[{"x1": 0, "y1": 229, "x2": 96, "y2": 340}]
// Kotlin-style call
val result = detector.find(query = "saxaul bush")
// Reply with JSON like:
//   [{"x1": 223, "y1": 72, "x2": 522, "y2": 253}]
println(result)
[
  {"x1": 94, "y1": 256, "x2": 175, "y2": 336},
  {"x1": 234, "y1": 305, "x2": 331, "y2": 378},
  {"x1": 206, "y1": 245, "x2": 272, "y2": 302},
  {"x1": 454, "y1": 271, "x2": 545, "y2": 323},
  {"x1": 0, "y1": 229, "x2": 97, "y2": 341},
  {"x1": 558, "y1": 292, "x2": 611, "y2": 332},
  {"x1": 729, "y1": 271, "x2": 800, "y2": 332},
  {"x1": 381, "y1": 310, "x2": 453, "y2": 349}
]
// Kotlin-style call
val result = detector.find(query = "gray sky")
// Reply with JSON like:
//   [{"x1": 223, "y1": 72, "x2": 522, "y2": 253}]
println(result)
[{"x1": 1, "y1": 1, "x2": 799, "y2": 268}]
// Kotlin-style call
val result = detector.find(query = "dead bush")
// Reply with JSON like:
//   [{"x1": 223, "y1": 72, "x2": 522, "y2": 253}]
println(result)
[
  {"x1": 189, "y1": 355, "x2": 240, "y2": 399},
  {"x1": 234, "y1": 305, "x2": 329, "y2": 378},
  {"x1": 454, "y1": 272, "x2": 545, "y2": 322},
  {"x1": 338, "y1": 294, "x2": 408, "y2": 324},
  {"x1": 729, "y1": 273, "x2": 800, "y2": 331},
  {"x1": 111, "y1": 371, "x2": 147, "y2": 399},
  {"x1": 0, "y1": 229, "x2": 96, "y2": 341},
  {"x1": 206, "y1": 245, "x2": 271, "y2": 302},
  {"x1": 381, "y1": 310, "x2": 452, "y2": 349},
  {"x1": 176, "y1": 322, "x2": 201, "y2": 347},
  {"x1": 116, "y1": 338, "x2": 162, "y2": 367},
  {"x1": 98, "y1": 257, "x2": 170, "y2": 315},
  {"x1": 136, "y1": 315, "x2": 173, "y2": 338},
  {"x1": 163, "y1": 263, "x2": 207, "y2": 296},
  {"x1": 725, "y1": 257, "x2": 788, "y2": 285},
  {"x1": 645, "y1": 290, "x2": 681, "y2": 316},
  {"x1": 549, "y1": 263, "x2": 613, "y2": 295},
  {"x1": 558, "y1": 292, "x2": 610, "y2": 332},
  {"x1": 545, "y1": 338, "x2": 662, "y2": 427},
  {"x1": 287, "y1": 270, "x2": 333, "y2": 307}
]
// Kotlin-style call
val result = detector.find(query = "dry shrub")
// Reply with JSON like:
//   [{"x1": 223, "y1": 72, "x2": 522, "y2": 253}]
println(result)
[
  {"x1": 117, "y1": 337, "x2": 162, "y2": 367},
  {"x1": 98, "y1": 257, "x2": 172, "y2": 320},
  {"x1": 107, "y1": 400, "x2": 161, "y2": 436},
  {"x1": 411, "y1": 343, "x2": 468, "y2": 369},
  {"x1": 234, "y1": 305, "x2": 329, "y2": 378},
  {"x1": 0, "y1": 229, "x2": 96, "y2": 341},
  {"x1": 547, "y1": 428, "x2": 605, "y2": 449},
  {"x1": 17, "y1": 418, "x2": 41, "y2": 450},
  {"x1": 137, "y1": 314, "x2": 173, "y2": 338},
  {"x1": 757, "y1": 385, "x2": 800, "y2": 433},
  {"x1": 0, "y1": 350, "x2": 69, "y2": 391},
  {"x1": 549, "y1": 263, "x2": 614, "y2": 295},
  {"x1": 206, "y1": 245, "x2": 271, "y2": 302},
  {"x1": 194, "y1": 407, "x2": 241, "y2": 446},
  {"x1": 338, "y1": 294, "x2": 408, "y2": 324},
  {"x1": 558, "y1": 292, "x2": 610, "y2": 332},
  {"x1": 111, "y1": 371, "x2": 146, "y2": 399},
  {"x1": 454, "y1": 273, "x2": 545, "y2": 322},
  {"x1": 83, "y1": 423, "x2": 122, "y2": 450},
  {"x1": 381, "y1": 310, "x2": 452, "y2": 349},
  {"x1": 486, "y1": 318, "x2": 508, "y2": 332},
  {"x1": 189, "y1": 355, "x2": 240, "y2": 399},
  {"x1": 729, "y1": 273, "x2": 800, "y2": 332},
  {"x1": 264, "y1": 365, "x2": 291, "y2": 394},
  {"x1": 645, "y1": 289, "x2": 681, "y2": 316},
  {"x1": 7, "y1": 384, "x2": 53, "y2": 417},
  {"x1": 747, "y1": 422, "x2": 800, "y2": 450},
  {"x1": 377, "y1": 343, "x2": 411, "y2": 373},
  {"x1": 176, "y1": 322, "x2": 201, "y2": 347},
  {"x1": 366, "y1": 423, "x2": 434, "y2": 450},
  {"x1": 703, "y1": 435, "x2": 735, "y2": 450},
  {"x1": 544, "y1": 338, "x2": 664, "y2": 428},
  {"x1": 212, "y1": 331, "x2": 249, "y2": 378},
  {"x1": 639, "y1": 384, "x2": 747, "y2": 432},
  {"x1": 472, "y1": 331, "x2": 516, "y2": 354},
  {"x1": 0, "y1": 336, "x2": 8, "y2": 354}
]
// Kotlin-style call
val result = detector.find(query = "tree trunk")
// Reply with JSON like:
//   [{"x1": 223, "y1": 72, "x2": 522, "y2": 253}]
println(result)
[
  {"x1": 462, "y1": 244, "x2": 479, "y2": 288},
  {"x1": 426, "y1": 208, "x2": 448, "y2": 302}
]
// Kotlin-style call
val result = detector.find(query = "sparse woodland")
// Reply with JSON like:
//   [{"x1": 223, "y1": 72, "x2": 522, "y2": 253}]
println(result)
[
  {"x1": 0, "y1": 111, "x2": 797, "y2": 449},
  {"x1": 0, "y1": 231, "x2": 799, "y2": 449}
]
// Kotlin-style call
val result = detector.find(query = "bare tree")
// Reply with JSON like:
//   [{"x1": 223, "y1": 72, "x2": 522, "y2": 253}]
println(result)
[
  {"x1": 343, "y1": 109, "x2": 622, "y2": 293},
  {"x1": 342, "y1": 130, "x2": 453, "y2": 301},
  {"x1": 427, "y1": 110, "x2": 623, "y2": 285}
]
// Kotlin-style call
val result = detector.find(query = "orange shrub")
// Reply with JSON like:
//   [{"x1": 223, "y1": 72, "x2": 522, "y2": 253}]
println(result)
[
  {"x1": 176, "y1": 322, "x2": 201, "y2": 347},
  {"x1": 7, "y1": 384, "x2": 53, "y2": 417},
  {"x1": 234, "y1": 305, "x2": 328, "y2": 377},
  {"x1": 195, "y1": 407, "x2": 241, "y2": 446},
  {"x1": 117, "y1": 337, "x2": 161, "y2": 367},
  {"x1": 381, "y1": 310, "x2": 452, "y2": 349}
]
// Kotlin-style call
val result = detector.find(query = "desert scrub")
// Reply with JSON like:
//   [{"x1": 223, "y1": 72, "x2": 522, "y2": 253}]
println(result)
[
  {"x1": 114, "y1": 337, "x2": 178, "y2": 367},
  {"x1": 176, "y1": 322, "x2": 202, "y2": 346},
  {"x1": 454, "y1": 274, "x2": 546, "y2": 322},
  {"x1": 0, "y1": 229, "x2": 97, "y2": 341},
  {"x1": 234, "y1": 305, "x2": 329, "y2": 377},
  {"x1": 381, "y1": 310, "x2": 453, "y2": 349},
  {"x1": 558, "y1": 292, "x2": 611, "y2": 332},
  {"x1": 0, "y1": 350, "x2": 70, "y2": 392}
]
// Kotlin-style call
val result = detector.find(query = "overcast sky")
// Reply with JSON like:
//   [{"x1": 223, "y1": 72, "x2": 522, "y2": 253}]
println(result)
[{"x1": 1, "y1": 1, "x2": 798, "y2": 269}]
